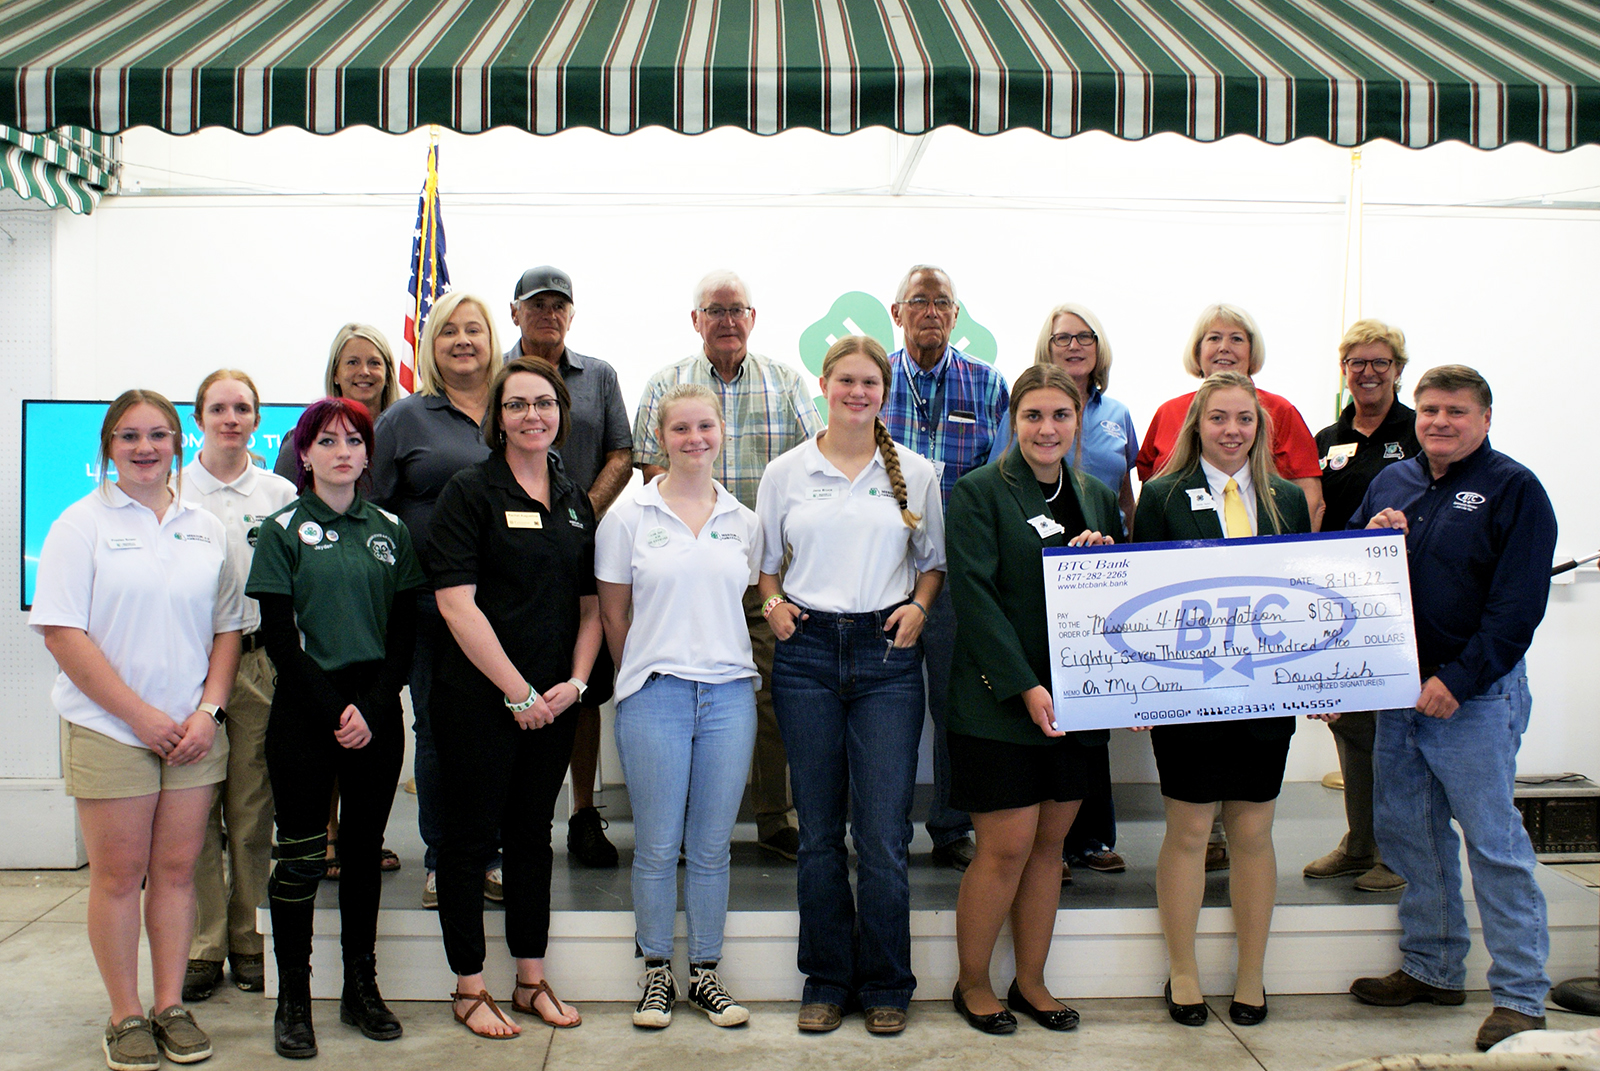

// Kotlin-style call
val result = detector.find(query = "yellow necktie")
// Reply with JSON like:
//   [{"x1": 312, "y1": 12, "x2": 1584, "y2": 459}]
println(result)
[{"x1": 1223, "y1": 478, "x2": 1252, "y2": 538}]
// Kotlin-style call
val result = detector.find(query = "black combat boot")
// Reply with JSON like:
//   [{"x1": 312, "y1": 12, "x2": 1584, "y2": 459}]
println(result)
[{"x1": 340, "y1": 952, "x2": 402, "y2": 1041}]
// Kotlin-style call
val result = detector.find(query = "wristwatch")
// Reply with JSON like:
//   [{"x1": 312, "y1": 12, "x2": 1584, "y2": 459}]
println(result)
[
  {"x1": 198, "y1": 702, "x2": 226, "y2": 726},
  {"x1": 567, "y1": 678, "x2": 588, "y2": 702}
]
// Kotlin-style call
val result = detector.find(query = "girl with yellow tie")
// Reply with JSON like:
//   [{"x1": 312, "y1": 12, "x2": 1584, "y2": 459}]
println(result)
[{"x1": 1131, "y1": 371, "x2": 1315, "y2": 1029}]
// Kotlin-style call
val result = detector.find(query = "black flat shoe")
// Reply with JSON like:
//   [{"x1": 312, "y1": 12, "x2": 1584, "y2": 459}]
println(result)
[
  {"x1": 1007, "y1": 980, "x2": 1079, "y2": 1030},
  {"x1": 953, "y1": 984, "x2": 1017, "y2": 1034},
  {"x1": 1164, "y1": 979, "x2": 1208, "y2": 1027},
  {"x1": 1228, "y1": 995, "x2": 1268, "y2": 1026}
]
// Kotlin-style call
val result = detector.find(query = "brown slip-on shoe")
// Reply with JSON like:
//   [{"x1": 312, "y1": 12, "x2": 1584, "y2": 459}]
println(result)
[
  {"x1": 1476, "y1": 1007, "x2": 1546, "y2": 1051},
  {"x1": 1349, "y1": 969, "x2": 1466, "y2": 1007},
  {"x1": 1303, "y1": 847, "x2": 1376, "y2": 879},
  {"x1": 864, "y1": 1006, "x2": 906, "y2": 1034},
  {"x1": 797, "y1": 1002, "x2": 843, "y2": 1032},
  {"x1": 103, "y1": 1016, "x2": 159, "y2": 1071},
  {"x1": 149, "y1": 1005, "x2": 212, "y2": 1064},
  {"x1": 1204, "y1": 842, "x2": 1229, "y2": 872},
  {"x1": 1354, "y1": 863, "x2": 1408, "y2": 892}
]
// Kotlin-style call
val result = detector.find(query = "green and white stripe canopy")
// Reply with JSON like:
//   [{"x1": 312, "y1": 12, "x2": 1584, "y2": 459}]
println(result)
[
  {"x1": 3, "y1": 0, "x2": 1598, "y2": 149},
  {"x1": 0, "y1": 125, "x2": 115, "y2": 213}
]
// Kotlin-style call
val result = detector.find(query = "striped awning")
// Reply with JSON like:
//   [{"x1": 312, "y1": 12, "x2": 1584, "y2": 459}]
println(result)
[
  {"x1": 3, "y1": 0, "x2": 1598, "y2": 150},
  {"x1": 0, "y1": 125, "x2": 116, "y2": 213}
]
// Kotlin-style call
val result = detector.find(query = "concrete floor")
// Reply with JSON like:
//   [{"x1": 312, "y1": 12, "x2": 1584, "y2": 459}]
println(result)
[{"x1": 5, "y1": 866, "x2": 1599, "y2": 1071}]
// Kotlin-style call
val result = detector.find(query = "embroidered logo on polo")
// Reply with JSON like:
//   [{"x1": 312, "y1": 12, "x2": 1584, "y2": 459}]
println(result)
[
  {"x1": 174, "y1": 532, "x2": 213, "y2": 544},
  {"x1": 712, "y1": 531, "x2": 743, "y2": 542},
  {"x1": 1099, "y1": 419, "x2": 1125, "y2": 440},
  {"x1": 1453, "y1": 491, "x2": 1486, "y2": 512},
  {"x1": 568, "y1": 507, "x2": 585, "y2": 529},
  {"x1": 297, "y1": 521, "x2": 323, "y2": 545},
  {"x1": 366, "y1": 534, "x2": 397, "y2": 565}
]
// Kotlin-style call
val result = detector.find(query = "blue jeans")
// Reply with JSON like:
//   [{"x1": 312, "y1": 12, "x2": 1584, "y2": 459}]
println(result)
[
  {"x1": 1373, "y1": 661, "x2": 1549, "y2": 1017},
  {"x1": 922, "y1": 587, "x2": 972, "y2": 847},
  {"x1": 615, "y1": 675, "x2": 757, "y2": 963},
  {"x1": 773, "y1": 607, "x2": 924, "y2": 1010}
]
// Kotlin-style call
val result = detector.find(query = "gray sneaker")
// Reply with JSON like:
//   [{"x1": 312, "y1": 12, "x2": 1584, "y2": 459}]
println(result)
[
  {"x1": 149, "y1": 1005, "x2": 212, "y2": 1064},
  {"x1": 103, "y1": 1016, "x2": 158, "y2": 1071}
]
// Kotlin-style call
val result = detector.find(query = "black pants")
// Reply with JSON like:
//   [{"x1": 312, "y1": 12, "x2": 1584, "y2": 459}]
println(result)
[
  {"x1": 433, "y1": 676, "x2": 578, "y2": 975},
  {"x1": 265, "y1": 661, "x2": 404, "y2": 972}
]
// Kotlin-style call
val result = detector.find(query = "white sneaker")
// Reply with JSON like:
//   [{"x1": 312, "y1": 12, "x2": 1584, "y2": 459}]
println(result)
[
  {"x1": 688, "y1": 964, "x2": 748, "y2": 1027},
  {"x1": 483, "y1": 867, "x2": 504, "y2": 902},
  {"x1": 633, "y1": 963, "x2": 677, "y2": 1028}
]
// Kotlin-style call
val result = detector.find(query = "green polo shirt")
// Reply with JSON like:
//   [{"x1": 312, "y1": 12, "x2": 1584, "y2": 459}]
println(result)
[{"x1": 246, "y1": 492, "x2": 426, "y2": 672}]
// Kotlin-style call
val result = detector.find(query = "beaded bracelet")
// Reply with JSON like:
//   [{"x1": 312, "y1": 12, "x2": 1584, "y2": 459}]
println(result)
[{"x1": 761, "y1": 594, "x2": 787, "y2": 619}]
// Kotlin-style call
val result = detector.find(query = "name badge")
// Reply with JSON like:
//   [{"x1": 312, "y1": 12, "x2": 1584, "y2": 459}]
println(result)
[
  {"x1": 808, "y1": 487, "x2": 838, "y2": 501},
  {"x1": 107, "y1": 536, "x2": 141, "y2": 550},
  {"x1": 505, "y1": 511, "x2": 543, "y2": 529},
  {"x1": 1027, "y1": 514, "x2": 1066, "y2": 538},
  {"x1": 1186, "y1": 489, "x2": 1215, "y2": 511},
  {"x1": 948, "y1": 410, "x2": 977, "y2": 425}
]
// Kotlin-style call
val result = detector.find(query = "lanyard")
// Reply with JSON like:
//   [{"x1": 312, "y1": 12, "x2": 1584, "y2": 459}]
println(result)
[{"x1": 903, "y1": 350, "x2": 950, "y2": 451}]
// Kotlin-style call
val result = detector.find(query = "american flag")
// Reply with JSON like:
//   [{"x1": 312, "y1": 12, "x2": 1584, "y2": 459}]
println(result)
[{"x1": 401, "y1": 136, "x2": 450, "y2": 394}]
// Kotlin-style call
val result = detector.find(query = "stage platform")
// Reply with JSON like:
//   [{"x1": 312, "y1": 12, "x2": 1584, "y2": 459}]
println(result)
[{"x1": 261, "y1": 782, "x2": 1599, "y2": 1002}]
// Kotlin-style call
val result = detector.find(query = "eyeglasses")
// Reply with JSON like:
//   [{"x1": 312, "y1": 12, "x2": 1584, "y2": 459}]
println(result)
[
  {"x1": 897, "y1": 297, "x2": 956, "y2": 313},
  {"x1": 1050, "y1": 331, "x2": 1098, "y2": 348},
  {"x1": 501, "y1": 398, "x2": 559, "y2": 416},
  {"x1": 697, "y1": 305, "x2": 753, "y2": 321},
  {"x1": 1343, "y1": 357, "x2": 1394, "y2": 373}
]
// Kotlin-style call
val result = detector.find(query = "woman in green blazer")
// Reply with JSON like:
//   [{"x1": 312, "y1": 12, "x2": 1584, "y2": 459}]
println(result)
[
  {"x1": 946, "y1": 366, "x2": 1124, "y2": 1034},
  {"x1": 1132, "y1": 371, "x2": 1314, "y2": 1030}
]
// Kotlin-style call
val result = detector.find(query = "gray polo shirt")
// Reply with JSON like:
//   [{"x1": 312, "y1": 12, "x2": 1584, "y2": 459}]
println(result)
[
  {"x1": 505, "y1": 343, "x2": 632, "y2": 494},
  {"x1": 369, "y1": 392, "x2": 492, "y2": 546}
]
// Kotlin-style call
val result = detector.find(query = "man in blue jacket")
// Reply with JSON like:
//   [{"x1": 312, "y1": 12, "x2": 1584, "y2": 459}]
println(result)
[{"x1": 1346, "y1": 365, "x2": 1557, "y2": 1052}]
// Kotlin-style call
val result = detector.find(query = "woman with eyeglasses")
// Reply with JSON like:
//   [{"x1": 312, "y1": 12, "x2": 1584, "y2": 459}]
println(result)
[
  {"x1": 32, "y1": 390, "x2": 245, "y2": 1071},
  {"x1": 1032, "y1": 304, "x2": 1137, "y2": 883},
  {"x1": 1136, "y1": 305, "x2": 1325, "y2": 532},
  {"x1": 1301, "y1": 320, "x2": 1418, "y2": 895},
  {"x1": 427, "y1": 356, "x2": 600, "y2": 1038}
]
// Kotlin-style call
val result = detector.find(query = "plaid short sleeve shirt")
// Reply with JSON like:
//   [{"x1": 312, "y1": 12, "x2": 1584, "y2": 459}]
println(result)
[
  {"x1": 882, "y1": 346, "x2": 1010, "y2": 505},
  {"x1": 632, "y1": 351, "x2": 823, "y2": 511}
]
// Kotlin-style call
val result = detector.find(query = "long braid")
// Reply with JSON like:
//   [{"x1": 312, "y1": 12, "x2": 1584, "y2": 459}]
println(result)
[{"x1": 874, "y1": 418, "x2": 921, "y2": 529}]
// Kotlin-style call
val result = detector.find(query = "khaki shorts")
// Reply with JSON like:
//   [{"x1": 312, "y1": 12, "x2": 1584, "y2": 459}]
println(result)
[{"x1": 61, "y1": 719, "x2": 230, "y2": 800}]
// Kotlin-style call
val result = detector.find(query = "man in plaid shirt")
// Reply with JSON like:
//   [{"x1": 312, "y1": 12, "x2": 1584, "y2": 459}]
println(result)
[
  {"x1": 881, "y1": 264, "x2": 1010, "y2": 871},
  {"x1": 633, "y1": 269, "x2": 822, "y2": 860}
]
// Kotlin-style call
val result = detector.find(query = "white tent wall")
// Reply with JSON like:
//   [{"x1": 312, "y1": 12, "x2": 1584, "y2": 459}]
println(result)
[{"x1": 6, "y1": 125, "x2": 1597, "y2": 863}]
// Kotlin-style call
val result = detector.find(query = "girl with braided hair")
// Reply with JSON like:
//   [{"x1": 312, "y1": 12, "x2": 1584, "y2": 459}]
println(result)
[{"x1": 755, "y1": 335, "x2": 945, "y2": 1035}]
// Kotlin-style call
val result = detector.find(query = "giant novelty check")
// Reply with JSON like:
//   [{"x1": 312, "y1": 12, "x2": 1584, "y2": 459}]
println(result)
[{"x1": 1044, "y1": 530, "x2": 1420, "y2": 730}]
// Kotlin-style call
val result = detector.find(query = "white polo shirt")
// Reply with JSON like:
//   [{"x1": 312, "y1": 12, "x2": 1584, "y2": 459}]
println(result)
[
  {"x1": 756, "y1": 435, "x2": 945, "y2": 614},
  {"x1": 182, "y1": 457, "x2": 298, "y2": 634},
  {"x1": 29, "y1": 486, "x2": 248, "y2": 749},
  {"x1": 595, "y1": 477, "x2": 762, "y2": 703},
  {"x1": 1200, "y1": 457, "x2": 1258, "y2": 536}
]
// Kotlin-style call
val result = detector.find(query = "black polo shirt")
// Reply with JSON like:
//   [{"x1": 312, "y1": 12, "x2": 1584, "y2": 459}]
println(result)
[
  {"x1": 425, "y1": 453, "x2": 597, "y2": 696},
  {"x1": 1315, "y1": 400, "x2": 1420, "y2": 531}
]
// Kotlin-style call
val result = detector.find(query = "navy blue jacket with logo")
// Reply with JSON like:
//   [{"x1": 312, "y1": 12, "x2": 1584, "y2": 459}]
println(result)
[{"x1": 1352, "y1": 439, "x2": 1556, "y2": 703}]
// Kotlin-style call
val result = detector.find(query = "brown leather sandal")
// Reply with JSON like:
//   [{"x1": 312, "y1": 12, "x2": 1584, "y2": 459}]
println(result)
[
  {"x1": 450, "y1": 990, "x2": 518, "y2": 1039},
  {"x1": 511, "y1": 978, "x2": 582, "y2": 1028}
]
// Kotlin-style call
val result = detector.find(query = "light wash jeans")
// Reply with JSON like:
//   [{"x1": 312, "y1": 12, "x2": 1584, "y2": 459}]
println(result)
[
  {"x1": 1373, "y1": 661, "x2": 1550, "y2": 1017},
  {"x1": 615, "y1": 674, "x2": 757, "y2": 962},
  {"x1": 773, "y1": 607, "x2": 924, "y2": 1011}
]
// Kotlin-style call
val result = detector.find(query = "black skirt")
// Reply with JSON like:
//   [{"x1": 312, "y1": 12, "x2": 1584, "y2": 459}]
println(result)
[
  {"x1": 1149, "y1": 719, "x2": 1293, "y2": 804},
  {"x1": 949, "y1": 731, "x2": 1090, "y2": 814}
]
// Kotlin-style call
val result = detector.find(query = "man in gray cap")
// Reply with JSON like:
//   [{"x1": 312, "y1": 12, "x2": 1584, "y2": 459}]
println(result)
[{"x1": 508, "y1": 265, "x2": 634, "y2": 867}]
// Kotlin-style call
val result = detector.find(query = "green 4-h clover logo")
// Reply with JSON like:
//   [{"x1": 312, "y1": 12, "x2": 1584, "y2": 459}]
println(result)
[{"x1": 798, "y1": 292, "x2": 997, "y2": 421}]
